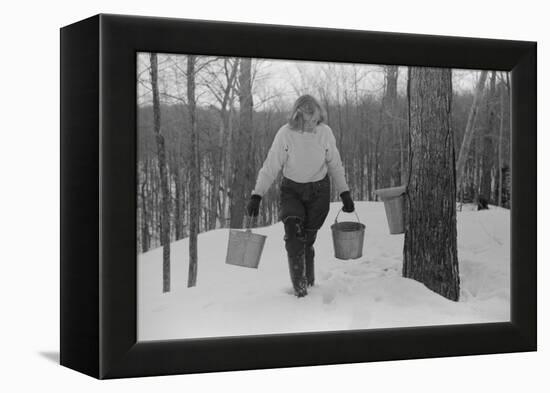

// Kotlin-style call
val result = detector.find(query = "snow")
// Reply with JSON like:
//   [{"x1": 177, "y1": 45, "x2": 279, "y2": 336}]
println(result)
[{"x1": 138, "y1": 202, "x2": 510, "y2": 341}]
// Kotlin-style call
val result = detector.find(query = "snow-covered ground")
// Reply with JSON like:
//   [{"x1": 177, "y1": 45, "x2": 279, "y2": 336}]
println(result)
[{"x1": 137, "y1": 202, "x2": 510, "y2": 341}]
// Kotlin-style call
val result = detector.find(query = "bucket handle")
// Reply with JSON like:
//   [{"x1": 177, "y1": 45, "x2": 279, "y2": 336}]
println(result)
[
  {"x1": 334, "y1": 209, "x2": 361, "y2": 224},
  {"x1": 245, "y1": 214, "x2": 256, "y2": 233}
]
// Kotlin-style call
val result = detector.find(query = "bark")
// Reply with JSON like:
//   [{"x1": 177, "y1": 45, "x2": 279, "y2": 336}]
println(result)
[
  {"x1": 187, "y1": 55, "x2": 199, "y2": 287},
  {"x1": 174, "y1": 166, "x2": 184, "y2": 240},
  {"x1": 151, "y1": 167, "x2": 159, "y2": 246},
  {"x1": 379, "y1": 66, "x2": 400, "y2": 187},
  {"x1": 404, "y1": 67, "x2": 460, "y2": 301},
  {"x1": 230, "y1": 58, "x2": 253, "y2": 228},
  {"x1": 456, "y1": 70, "x2": 488, "y2": 189},
  {"x1": 223, "y1": 106, "x2": 234, "y2": 227},
  {"x1": 139, "y1": 159, "x2": 151, "y2": 252},
  {"x1": 497, "y1": 75, "x2": 506, "y2": 207},
  {"x1": 210, "y1": 120, "x2": 225, "y2": 230},
  {"x1": 480, "y1": 71, "x2": 497, "y2": 202},
  {"x1": 150, "y1": 53, "x2": 171, "y2": 293}
]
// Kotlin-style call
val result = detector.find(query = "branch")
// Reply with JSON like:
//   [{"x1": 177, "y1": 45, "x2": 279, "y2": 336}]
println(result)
[{"x1": 160, "y1": 91, "x2": 187, "y2": 104}]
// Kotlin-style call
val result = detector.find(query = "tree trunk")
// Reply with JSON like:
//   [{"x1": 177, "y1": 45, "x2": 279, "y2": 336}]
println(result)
[
  {"x1": 456, "y1": 70, "x2": 488, "y2": 189},
  {"x1": 497, "y1": 75, "x2": 506, "y2": 207},
  {"x1": 404, "y1": 66, "x2": 460, "y2": 301},
  {"x1": 223, "y1": 106, "x2": 234, "y2": 227},
  {"x1": 150, "y1": 53, "x2": 171, "y2": 293},
  {"x1": 153, "y1": 166, "x2": 161, "y2": 247},
  {"x1": 139, "y1": 159, "x2": 151, "y2": 253},
  {"x1": 174, "y1": 166, "x2": 184, "y2": 240},
  {"x1": 187, "y1": 55, "x2": 199, "y2": 287},
  {"x1": 378, "y1": 66, "x2": 400, "y2": 188},
  {"x1": 385, "y1": 66, "x2": 399, "y2": 183},
  {"x1": 243, "y1": 58, "x2": 255, "y2": 224},
  {"x1": 399, "y1": 112, "x2": 406, "y2": 185},
  {"x1": 480, "y1": 71, "x2": 496, "y2": 202},
  {"x1": 230, "y1": 58, "x2": 253, "y2": 228},
  {"x1": 210, "y1": 120, "x2": 225, "y2": 230}
]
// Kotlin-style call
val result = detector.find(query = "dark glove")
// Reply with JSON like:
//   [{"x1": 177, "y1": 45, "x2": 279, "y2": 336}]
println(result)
[
  {"x1": 340, "y1": 191, "x2": 355, "y2": 213},
  {"x1": 247, "y1": 194, "x2": 262, "y2": 217}
]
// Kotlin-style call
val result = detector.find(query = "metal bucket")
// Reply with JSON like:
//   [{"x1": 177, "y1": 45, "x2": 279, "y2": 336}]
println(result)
[
  {"x1": 331, "y1": 210, "x2": 366, "y2": 260},
  {"x1": 375, "y1": 186, "x2": 407, "y2": 234},
  {"x1": 225, "y1": 217, "x2": 266, "y2": 269}
]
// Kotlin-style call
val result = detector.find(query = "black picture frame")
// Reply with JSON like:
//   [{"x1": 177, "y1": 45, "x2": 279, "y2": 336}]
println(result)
[{"x1": 60, "y1": 13, "x2": 536, "y2": 379}]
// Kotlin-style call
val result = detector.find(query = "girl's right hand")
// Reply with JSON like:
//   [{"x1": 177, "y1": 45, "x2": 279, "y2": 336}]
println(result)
[{"x1": 340, "y1": 191, "x2": 355, "y2": 213}]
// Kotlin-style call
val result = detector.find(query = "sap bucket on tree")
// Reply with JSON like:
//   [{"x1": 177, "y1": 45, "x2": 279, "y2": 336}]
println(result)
[
  {"x1": 374, "y1": 185, "x2": 407, "y2": 234},
  {"x1": 225, "y1": 216, "x2": 266, "y2": 269},
  {"x1": 331, "y1": 210, "x2": 366, "y2": 260}
]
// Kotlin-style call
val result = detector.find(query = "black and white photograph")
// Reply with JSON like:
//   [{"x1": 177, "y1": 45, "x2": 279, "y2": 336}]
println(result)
[
  {"x1": 136, "y1": 53, "x2": 512, "y2": 341},
  {"x1": 2, "y1": 0, "x2": 544, "y2": 388}
]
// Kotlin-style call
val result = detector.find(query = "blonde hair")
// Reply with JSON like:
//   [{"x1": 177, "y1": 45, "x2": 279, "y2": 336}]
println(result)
[{"x1": 288, "y1": 94, "x2": 325, "y2": 131}]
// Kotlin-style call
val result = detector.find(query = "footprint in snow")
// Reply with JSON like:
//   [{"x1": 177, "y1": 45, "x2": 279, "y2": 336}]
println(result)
[{"x1": 380, "y1": 267, "x2": 398, "y2": 277}]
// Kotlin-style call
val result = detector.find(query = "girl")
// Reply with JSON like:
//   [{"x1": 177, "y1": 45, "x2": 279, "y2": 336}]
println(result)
[{"x1": 247, "y1": 94, "x2": 354, "y2": 298}]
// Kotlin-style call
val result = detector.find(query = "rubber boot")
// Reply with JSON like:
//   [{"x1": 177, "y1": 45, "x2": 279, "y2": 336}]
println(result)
[
  {"x1": 283, "y1": 217, "x2": 308, "y2": 297},
  {"x1": 288, "y1": 251, "x2": 308, "y2": 297},
  {"x1": 305, "y1": 230, "x2": 317, "y2": 287}
]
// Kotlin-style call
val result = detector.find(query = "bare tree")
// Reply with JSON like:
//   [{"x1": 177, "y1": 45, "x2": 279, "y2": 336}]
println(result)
[
  {"x1": 497, "y1": 72, "x2": 508, "y2": 207},
  {"x1": 204, "y1": 58, "x2": 239, "y2": 229},
  {"x1": 230, "y1": 58, "x2": 254, "y2": 228},
  {"x1": 187, "y1": 55, "x2": 199, "y2": 287},
  {"x1": 480, "y1": 71, "x2": 497, "y2": 202},
  {"x1": 150, "y1": 53, "x2": 171, "y2": 293},
  {"x1": 456, "y1": 70, "x2": 488, "y2": 190},
  {"x1": 380, "y1": 65, "x2": 400, "y2": 187},
  {"x1": 404, "y1": 67, "x2": 460, "y2": 301}
]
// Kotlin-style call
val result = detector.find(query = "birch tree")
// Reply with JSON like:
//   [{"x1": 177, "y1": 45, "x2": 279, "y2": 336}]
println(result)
[{"x1": 456, "y1": 70, "x2": 488, "y2": 189}]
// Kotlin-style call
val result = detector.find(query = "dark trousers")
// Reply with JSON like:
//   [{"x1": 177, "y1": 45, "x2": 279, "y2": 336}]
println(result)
[{"x1": 279, "y1": 175, "x2": 331, "y2": 288}]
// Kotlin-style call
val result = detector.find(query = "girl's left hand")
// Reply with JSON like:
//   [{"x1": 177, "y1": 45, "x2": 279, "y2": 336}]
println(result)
[{"x1": 247, "y1": 194, "x2": 262, "y2": 216}]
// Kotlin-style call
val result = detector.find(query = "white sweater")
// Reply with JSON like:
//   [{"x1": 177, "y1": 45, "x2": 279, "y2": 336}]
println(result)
[{"x1": 252, "y1": 123, "x2": 349, "y2": 196}]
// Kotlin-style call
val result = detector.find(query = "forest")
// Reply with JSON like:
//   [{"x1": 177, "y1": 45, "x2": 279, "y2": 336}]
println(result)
[{"x1": 137, "y1": 54, "x2": 511, "y2": 293}]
